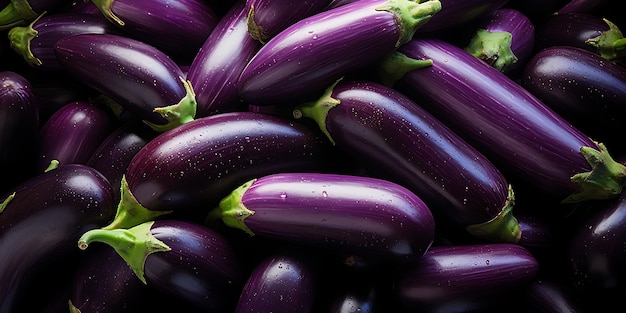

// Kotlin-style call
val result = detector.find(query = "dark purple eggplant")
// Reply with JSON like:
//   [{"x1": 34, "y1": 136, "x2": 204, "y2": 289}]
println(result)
[
  {"x1": 382, "y1": 37, "x2": 626, "y2": 204},
  {"x1": 212, "y1": 172, "x2": 436, "y2": 264},
  {"x1": 77, "y1": 219, "x2": 245, "y2": 312},
  {"x1": 0, "y1": 0, "x2": 73, "y2": 30},
  {"x1": 245, "y1": 0, "x2": 332, "y2": 44},
  {"x1": 186, "y1": 0, "x2": 262, "y2": 117},
  {"x1": 555, "y1": 0, "x2": 610, "y2": 14},
  {"x1": 53, "y1": 33, "x2": 196, "y2": 132},
  {"x1": 293, "y1": 79, "x2": 519, "y2": 243},
  {"x1": 393, "y1": 243, "x2": 540, "y2": 313},
  {"x1": 0, "y1": 70, "x2": 39, "y2": 194},
  {"x1": 234, "y1": 251, "x2": 317, "y2": 313},
  {"x1": 101, "y1": 111, "x2": 333, "y2": 230},
  {"x1": 7, "y1": 11, "x2": 123, "y2": 71},
  {"x1": 37, "y1": 100, "x2": 116, "y2": 172},
  {"x1": 521, "y1": 45, "x2": 626, "y2": 156},
  {"x1": 413, "y1": 0, "x2": 510, "y2": 34},
  {"x1": 87, "y1": 0, "x2": 219, "y2": 62},
  {"x1": 236, "y1": 0, "x2": 441, "y2": 106},
  {"x1": 0, "y1": 164, "x2": 116, "y2": 313},
  {"x1": 463, "y1": 7, "x2": 535, "y2": 75}
]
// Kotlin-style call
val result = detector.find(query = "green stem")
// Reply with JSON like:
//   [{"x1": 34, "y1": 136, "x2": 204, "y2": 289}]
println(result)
[
  {"x1": 464, "y1": 29, "x2": 517, "y2": 73},
  {"x1": 586, "y1": 18, "x2": 626, "y2": 64},
  {"x1": 465, "y1": 185, "x2": 520, "y2": 243},
  {"x1": 373, "y1": 50, "x2": 433, "y2": 86},
  {"x1": 216, "y1": 178, "x2": 257, "y2": 236},
  {"x1": 246, "y1": 5, "x2": 267, "y2": 44},
  {"x1": 144, "y1": 77, "x2": 197, "y2": 133},
  {"x1": 376, "y1": 0, "x2": 442, "y2": 47},
  {"x1": 0, "y1": 0, "x2": 38, "y2": 31},
  {"x1": 78, "y1": 221, "x2": 171, "y2": 284},
  {"x1": 0, "y1": 192, "x2": 15, "y2": 214},
  {"x1": 292, "y1": 78, "x2": 343, "y2": 145},
  {"x1": 91, "y1": 0, "x2": 124, "y2": 26},
  {"x1": 7, "y1": 10, "x2": 46, "y2": 67}
]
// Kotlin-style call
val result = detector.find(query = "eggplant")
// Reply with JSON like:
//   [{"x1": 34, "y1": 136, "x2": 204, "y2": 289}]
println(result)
[
  {"x1": 212, "y1": 172, "x2": 436, "y2": 264},
  {"x1": 37, "y1": 100, "x2": 116, "y2": 172},
  {"x1": 77, "y1": 219, "x2": 245, "y2": 312},
  {"x1": 521, "y1": 45, "x2": 626, "y2": 156},
  {"x1": 186, "y1": 0, "x2": 262, "y2": 117},
  {"x1": 86, "y1": 0, "x2": 219, "y2": 62},
  {"x1": 101, "y1": 111, "x2": 333, "y2": 230},
  {"x1": 236, "y1": 0, "x2": 441, "y2": 106},
  {"x1": 381, "y1": 37, "x2": 626, "y2": 204},
  {"x1": 0, "y1": 0, "x2": 73, "y2": 30},
  {"x1": 393, "y1": 243, "x2": 540, "y2": 313},
  {"x1": 463, "y1": 7, "x2": 535, "y2": 75},
  {"x1": 245, "y1": 0, "x2": 332, "y2": 44},
  {"x1": 0, "y1": 164, "x2": 116, "y2": 313},
  {"x1": 53, "y1": 33, "x2": 197, "y2": 132},
  {"x1": 555, "y1": 0, "x2": 610, "y2": 14},
  {"x1": 0, "y1": 70, "x2": 39, "y2": 194},
  {"x1": 234, "y1": 251, "x2": 317, "y2": 313},
  {"x1": 293, "y1": 79, "x2": 519, "y2": 243},
  {"x1": 413, "y1": 0, "x2": 510, "y2": 35},
  {"x1": 8, "y1": 11, "x2": 123, "y2": 71}
]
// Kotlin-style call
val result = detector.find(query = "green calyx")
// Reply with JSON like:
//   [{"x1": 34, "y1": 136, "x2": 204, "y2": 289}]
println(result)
[
  {"x1": 376, "y1": 0, "x2": 442, "y2": 47},
  {"x1": 144, "y1": 77, "x2": 197, "y2": 133},
  {"x1": 562, "y1": 142, "x2": 626, "y2": 203},
  {"x1": 91, "y1": 0, "x2": 124, "y2": 26},
  {"x1": 586, "y1": 18, "x2": 626, "y2": 65},
  {"x1": 246, "y1": 5, "x2": 268, "y2": 44},
  {"x1": 77, "y1": 221, "x2": 171, "y2": 284},
  {"x1": 374, "y1": 50, "x2": 433, "y2": 86},
  {"x1": 0, "y1": 192, "x2": 15, "y2": 214},
  {"x1": 7, "y1": 11, "x2": 46, "y2": 67},
  {"x1": 465, "y1": 29, "x2": 518, "y2": 73},
  {"x1": 215, "y1": 178, "x2": 257, "y2": 236},
  {"x1": 0, "y1": 0, "x2": 38, "y2": 31},
  {"x1": 466, "y1": 185, "x2": 520, "y2": 243},
  {"x1": 292, "y1": 78, "x2": 343, "y2": 145},
  {"x1": 101, "y1": 175, "x2": 172, "y2": 230}
]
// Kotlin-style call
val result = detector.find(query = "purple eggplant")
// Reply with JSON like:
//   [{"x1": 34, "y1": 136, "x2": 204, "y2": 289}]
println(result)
[
  {"x1": 234, "y1": 251, "x2": 317, "y2": 313},
  {"x1": 77, "y1": 219, "x2": 245, "y2": 312},
  {"x1": 7, "y1": 11, "x2": 123, "y2": 71},
  {"x1": 555, "y1": 0, "x2": 610, "y2": 14},
  {"x1": 393, "y1": 243, "x2": 540, "y2": 313},
  {"x1": 212, "y1": 172, "x2": 436, "y2": 264},
  {"x1": 236, "y1": 0, "x2": 441, "y2": 106},
  {"x1": 37, "y1": 100, "x2": 116, "y2": 172},
  {"x1": 463, "y1": 7, "x2": 535, "y2": 75},
  {"x1": 0, "y1": 0, "x2": 73, "y2": 30},
  {"x1": 382, "y1": 37, "x2": 626, "y2": 204},
  {"x1": 86, "y1": 0, "x2": 219, "y2": 62},
  {"x1": 53, "y1": 33, "x2": 197, "y2": 132},
  {"x1": 0, "y1": 164, "x2": 116, "y2": 313},
  {"x1": 521, "y1": 45, "x2": 626, "y2": 156},
  {"x1": 245, "y1": 0, "x2": 332, "y2": 44},
  {"x1": 413, "y1": 0, "x2": 510, "y2": 34},
  {"x1": 0, "y1": 70, "x2": 39, "y2": 194},
  {"x1": 101, "y1": 111, "x2": 332, "y2": 230},
  {"x1": 293, "y1": 79, "x2": 519, "y2": 243},
  {"x1": 186, "y1": 0, "x2": 262, "y2": 117}
]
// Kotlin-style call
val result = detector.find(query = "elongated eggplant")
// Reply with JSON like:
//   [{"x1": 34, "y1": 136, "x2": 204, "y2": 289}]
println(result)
[
  {"x1": 463, "y1": 7, "x2": 535, "y2": 75},
  {"x1": 78, "y1": 219, "x2": 245, "y2": 312},
  {"x1": 0, "y1": 0, "x2": 73, "y2": 30},
  {"x1": 293, "y1": 79, "x2": 518, "y2": 243},
  {"x1": 8, "y1": 11, "x2": 123, "y2": 71},
  {"x1": 213, "y1": 172, "x2": 436, "y2": 264},
  {"x1": 0, "y1": 164, "x2": 116, "y2": 313},
  {"x1": 413, "y1": 0, "x2": 510, "y2": 34},
  {"x1": 53, "y1": 33, "x2": 197, "y2": 132},
  {"x1": 87, "y1": 0, "x2": 219, "y2": 62},
  {"x1": 186, "y1": 0, "x2": 262, "y2": 117},
  {"x1": 382, "y1": 37, "x2": 626, "y2": 204},
  {"x1": 37, "y1": 100, "x2": 116, "y2": 172},
  {"x1": 245, "y1": 0, "x2": 332, "y2": 44},
  {"x1": 0, "y1": 70, "x2": 39, "y2": 194},
  {"x1": 102, "y1": 111, "x2": 333, "y2": 230},
  {"x1": 521, "y1": 45, "x2": 626, "y2": 156},
  {"x1": 234, "y1": 251, "x2": 317, "y2": 313},
  {"x1": 393, "y1": 243, "x2": 540, "y2": 313},
  {"x1": 237, "y1": 0, "x2": 441, "y2": 106}
]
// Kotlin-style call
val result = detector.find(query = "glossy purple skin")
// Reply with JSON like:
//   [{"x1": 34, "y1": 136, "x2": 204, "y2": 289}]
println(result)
[
  {"x1": 308, "y1": 80, "x2": 510, "y2": 227},
  {"x1": 95, "y1": 0, "x2": 219, "y2": 61},
  {"x1": 145, "y1": 219, "x2": 244, "y2": 312},
  {"x1": 125, "y1": 111, "x2": 332, "y2": 213},
  {"x1": 237, "y1": 0, "x2": 404, "y2": 106},
  {"x1": 245, "y1": 0, "x2": 332, "y2": 43},
  {"x1": 186, "y1": 0, "x2": 262, "y2": 117},
  {"x1": 234, "y1": 253, "x2": 316, "y2": 313},
  {"x1": 0, "y1": 71, "x2": 39, "y2": 193},
  {"x1": 0, "y1": 164, "x2": 116, "y2": 313},
  {"x1": 54, "y1": 33, "x2": 188, "y2": 126},
  {"x1": 394, "y1": 243, "x2": 540, "y2": 313},
  {"x1": 521, "y1": 46, "x2": 626, "y2": 154},
  {"x1": 37, "y1": 100, "x2": 116, "y2": 172},
  {"x1": 534, "y1": 12, "x2": 612, "y2": 54},
  {"x1": 555, "y1": 0, "x2": 609, "y2": 14},
  {"x1": 236, "y1": 172, "x2": 435, "y2": 263},
  {"x1": 414, "y1": 0, "x2": 510, "y2": 34},
  {"x1": 394, "y1": 38, "x2": 599, "y2": 201}
]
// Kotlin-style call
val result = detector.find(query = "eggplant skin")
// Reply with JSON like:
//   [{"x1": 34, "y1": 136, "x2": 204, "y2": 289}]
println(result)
[{"x1": 394, "y1": 243, "x2": 540, "y2": 313}]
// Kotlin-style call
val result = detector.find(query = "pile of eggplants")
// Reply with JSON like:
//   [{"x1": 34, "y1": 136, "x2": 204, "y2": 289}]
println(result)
[{"x1": 2, "y1": 0, "x2": 626, "y2": 312}]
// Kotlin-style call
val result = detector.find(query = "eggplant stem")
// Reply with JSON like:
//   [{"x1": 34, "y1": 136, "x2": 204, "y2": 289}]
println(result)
[
  {"x1": 0, "y1": 192, "x2": 15, "y2": 214},
  {"x1": 374, "y1": 50, "x2": 433, "y2": 86},
  {"x1": 91, "y1": 0, "x2": 125, "y2": 26},
  {"x1": 246, "y1": 5, "x2": 268, "y2": 44},
  {"x1": 293, "y1": 78, "x2": 343, "y2": 145},
  {"x1": 466, "y1": 185, "x2": 520, "y2": 243},
  {"x1": 7, "y1": 10, "x2": 46, "y2": 67},
  {"x1": 464, "y1": 29, "x2": 518, "y2": 72},
  {"x1": 145, "y1": 77, "x2": 197, "y2": 133},
  {"x1": 0, "y1": 0, "x2": 38, "y2": 31},
  {"x1": 375, "y1": 0, "x2": 442, "y2": 46},
  {"x1": 217, "y1": 178, "x2": 257, "y2": 236},
  {"x1": 586, "y1": 18, "x2": 626, "y2": 64}
]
